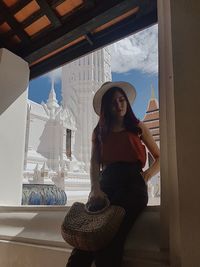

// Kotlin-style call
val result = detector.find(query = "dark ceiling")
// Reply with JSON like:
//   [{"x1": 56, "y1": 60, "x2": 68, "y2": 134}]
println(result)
[{"x1": 0, "y1": 0, "x2": 157, "y2": 79}]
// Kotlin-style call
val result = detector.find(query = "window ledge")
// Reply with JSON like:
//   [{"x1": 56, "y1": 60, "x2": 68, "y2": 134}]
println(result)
[{"x1": 0, "y1": 205, "x2": 169, "y2": 266}]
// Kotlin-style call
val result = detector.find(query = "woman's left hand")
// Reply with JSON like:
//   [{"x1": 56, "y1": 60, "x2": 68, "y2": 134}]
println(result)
[{"x1": 138, "y1": 121, "x2": 160, "y2": 181}]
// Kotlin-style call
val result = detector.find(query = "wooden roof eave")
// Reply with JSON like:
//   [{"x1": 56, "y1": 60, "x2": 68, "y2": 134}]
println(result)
[
  {"x1": 29, "y1": 0, "x2": 157, "y2": 79},
  {"x1": 22, "y1": 0, "x2": 142, "y2": 62},
  {"x1": 0, "y1": 0, "x2": 157, "y2": 79}
]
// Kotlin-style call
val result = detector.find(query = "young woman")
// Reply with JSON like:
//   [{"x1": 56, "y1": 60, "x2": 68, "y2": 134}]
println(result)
[{"x1": 66, "y1": 81, "x2": 160, "y2": 267}]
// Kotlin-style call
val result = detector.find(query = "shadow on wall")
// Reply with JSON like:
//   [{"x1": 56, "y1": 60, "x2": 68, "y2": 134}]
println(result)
[
  {"x1": 0, "y1": 208, "x2": 69, "y2": 267},
  {"x1": 37, "y1": 120, "x2": 62, "y2": 171},
  {"x1": 0, "y1": 49, "x2": 29, "y2": 116}
]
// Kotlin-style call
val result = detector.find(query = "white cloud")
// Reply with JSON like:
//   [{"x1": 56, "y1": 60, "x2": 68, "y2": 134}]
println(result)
[
  {"x1": 44, "y1": 67, "x2": 62, "y2": 83},
  {"x1": 43, "y1": 24, "x2": 157, "y2": 79},
  {"x1": 109, "y1": 24, "x2": 158, "y2": 74}
]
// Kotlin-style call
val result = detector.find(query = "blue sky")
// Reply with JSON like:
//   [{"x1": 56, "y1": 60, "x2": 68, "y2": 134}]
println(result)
[
  {"x1": 112, "y1": 71, "x2": 158, "y2": 120},
  {"x1": 28, "y1": 24, "x2": 158, "y2": 120},
  {"x1": 28, "y1": 75, "x2": 62, "y2": 104},
  {"x1": 28, "y1": 70, "x2": 158, "y2": 120}
]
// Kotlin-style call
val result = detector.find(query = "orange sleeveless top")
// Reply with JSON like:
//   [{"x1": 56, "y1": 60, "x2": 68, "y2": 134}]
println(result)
[{"x1": 101, "y1": 131, "x2": 146, "y2": 168}]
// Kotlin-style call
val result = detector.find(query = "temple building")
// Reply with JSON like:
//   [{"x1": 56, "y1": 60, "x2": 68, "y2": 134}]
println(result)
[
  {"x1": 23, "y1": 48, "x2": 112, "y2": 205},
  {"x1": 143, "y1": 86, "x2": 160, "y2": 161},
  {"x1": 143, "y1": 86, "x2": 160, "y2": 204},
  {"x1": 23, "y1": 54, "x2": 160, "y2": 205}
]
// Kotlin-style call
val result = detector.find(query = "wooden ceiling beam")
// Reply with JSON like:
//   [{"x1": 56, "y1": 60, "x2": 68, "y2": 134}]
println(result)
[
  {"x1": 59, "y1": 0, "x2": 96, "y2": 21},
  {"x1": 48, "y1": 0, "x2": 67, "y2": 9},
  {"x1": 85, "y1": 32, "x2": 94, "y2": 45},
  {"x1": 1, "y1": 9, "x2": 44, "y2": 41},
  {"x1": 0, "y1": 39, "x2": 9, "y2": 49},
  {"x1": 35, "y1": 0, "x2": 62, "y2": 27},
  {"x1": 0, "y1": 0, "x2": 96, "y2": 43},
  {"x1": 0, "y1": 28, "x2": 14, "y2": 40},
  {"x1": 0, "y1": 1, "x2": 30, "y2": 43},
  {"x1": 10, "y1": 0, "x2": 33, "y2": 14},
  {"x1": 30, "y1": 24, "x2": 53, "y2": 40},
  {"x1": 22, "y1": 0, "x2": 143, "y2": 63},
  {"x1": 19, "y1": 0, "x2": 94, "y2": 39},
  {"x1": 0, "y1": 14, "x2": 4, "y2": 24},
  {"x1": 0, "y1": 0, "x2": 157, "y2": 79},
  {"x1": 30, "y1": 2, "x2": 157, "y2": 79},
  {"x1": 21, "y1": 9, "x2": 44, "y2": 29}
]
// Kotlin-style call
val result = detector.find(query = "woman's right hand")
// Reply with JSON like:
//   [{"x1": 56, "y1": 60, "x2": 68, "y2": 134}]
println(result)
[
  {"x1": 88, "y1": 187, "x2": 106, "y2": 203},
  {"x1": 87, "y1": 188, "x2": 107, "y2": 212}
]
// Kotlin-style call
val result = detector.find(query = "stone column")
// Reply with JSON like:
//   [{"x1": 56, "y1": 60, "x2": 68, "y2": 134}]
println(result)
[
  {"x1": 0, "y1": 48, "x2": 29, "y2": 205},
  {"x1": 158, "y1": 1, "x2": 200, "y2": 266}
]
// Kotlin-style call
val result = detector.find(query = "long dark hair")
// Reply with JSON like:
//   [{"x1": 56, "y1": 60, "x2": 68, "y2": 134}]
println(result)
[{"x1": 93, "y1": 87, "x2": 141, "y2": 145}]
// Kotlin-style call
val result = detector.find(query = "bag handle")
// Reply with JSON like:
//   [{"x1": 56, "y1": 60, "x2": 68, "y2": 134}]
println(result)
[{"x1": 85, "y1": 197, "x2": 110, "y2": 215}]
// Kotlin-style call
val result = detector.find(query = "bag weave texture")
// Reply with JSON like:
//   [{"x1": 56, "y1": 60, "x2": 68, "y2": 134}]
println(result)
[{"x1": 61, "y1": 201, "x2": 125, "y2": 251}]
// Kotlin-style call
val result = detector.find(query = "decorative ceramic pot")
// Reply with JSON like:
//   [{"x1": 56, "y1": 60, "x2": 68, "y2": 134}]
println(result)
[{"x1": 22, "y1": 184, "x2": 67, "y2": 205}]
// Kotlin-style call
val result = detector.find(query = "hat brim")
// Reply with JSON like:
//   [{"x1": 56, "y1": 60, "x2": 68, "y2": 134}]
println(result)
[{"x1": 93, "y1": 81, "x2": 136, "y2": 116}]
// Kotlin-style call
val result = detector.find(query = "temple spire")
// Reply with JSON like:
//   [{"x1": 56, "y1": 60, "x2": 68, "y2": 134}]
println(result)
[
  {"x1": 143, "y1": 84, "x2": 160, "y2": 142},
  {"x1": 47, "y1": 78, "x2": 59, "y2": 109},
  {"x1": 151, "y1": 84, "x2": 156, "y2": 99}
]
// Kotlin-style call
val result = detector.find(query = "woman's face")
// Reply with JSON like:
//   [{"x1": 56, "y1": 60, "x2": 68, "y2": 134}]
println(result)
[{"x1": 111, "y1": 91, "x2": 127, "y2": 118}]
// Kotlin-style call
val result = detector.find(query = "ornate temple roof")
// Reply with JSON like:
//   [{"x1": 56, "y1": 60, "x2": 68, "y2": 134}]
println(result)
[
  {"x1": 143, "y1": 86, "x2": 160, "y2": 142},
  {"x1": 0, "y1": 0, "x2": 157, "y2": 79}
]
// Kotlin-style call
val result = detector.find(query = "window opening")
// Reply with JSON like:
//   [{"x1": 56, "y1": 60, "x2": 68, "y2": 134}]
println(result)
[
  {"x1": 23, "y1": 24, "x2": 159, "y2": 207},
  {"x1": 66, "y1": 129, "x2": 72, "y2": 160}
]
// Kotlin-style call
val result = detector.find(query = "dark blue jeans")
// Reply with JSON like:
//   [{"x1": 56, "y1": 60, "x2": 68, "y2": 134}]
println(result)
[{"x1": 66, "y1": 162, "x2": 148, "y2": 267}]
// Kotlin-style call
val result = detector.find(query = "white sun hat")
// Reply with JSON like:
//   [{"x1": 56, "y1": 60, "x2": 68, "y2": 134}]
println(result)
[{"x1": 93, "y1": 81, "x2": 136, "y2": 116}]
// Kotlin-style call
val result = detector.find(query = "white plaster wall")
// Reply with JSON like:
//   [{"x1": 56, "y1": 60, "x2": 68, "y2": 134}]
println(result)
[
  {"x1": 0, "y1": 49, "x2": 29, "y2": 205},
  {"x1": 158, "y1": 1, "x2": 200, "y2": 265},
  {"x1": 170, "y1": 1, "x2": 200, "y2": 265}
]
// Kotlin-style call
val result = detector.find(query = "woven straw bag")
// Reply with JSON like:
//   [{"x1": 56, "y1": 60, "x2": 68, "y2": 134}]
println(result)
[{"x1": 61, "y1": 199, "x2": 125, "y2": 251}]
